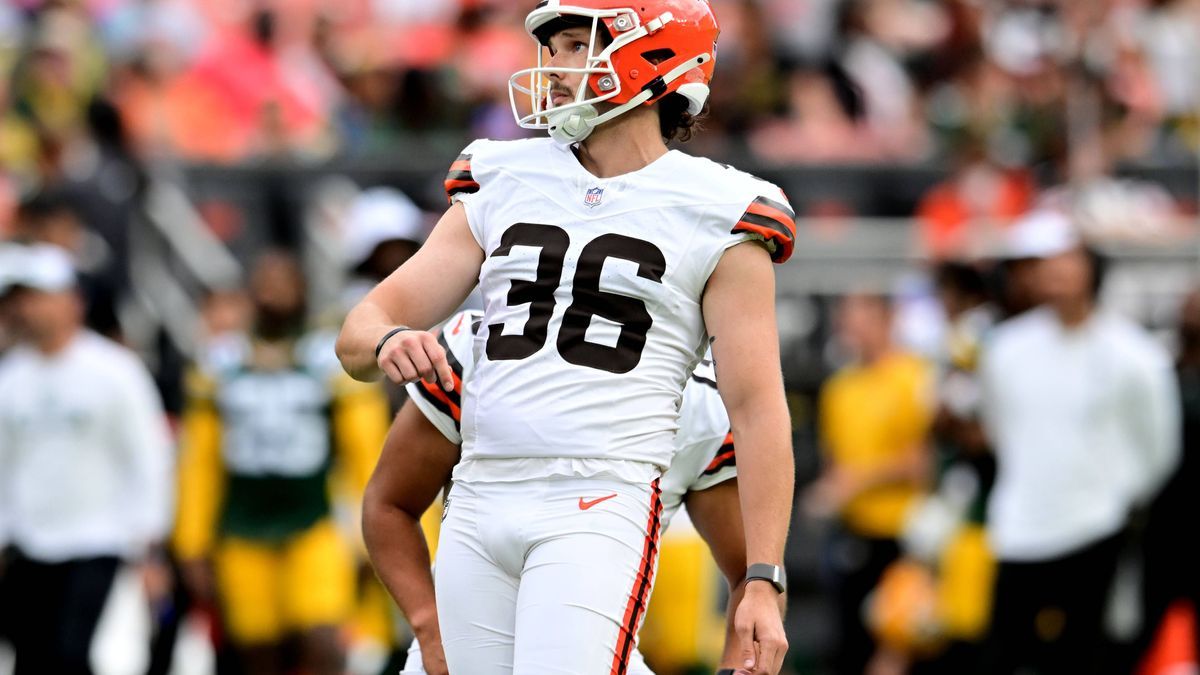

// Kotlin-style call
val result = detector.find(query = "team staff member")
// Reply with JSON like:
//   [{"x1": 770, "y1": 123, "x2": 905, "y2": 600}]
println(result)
[
  {"x1": 174, "y1": 251, "x2": 389, "y2": 675},
  {"x1": 337, "y1": 2, "x2": 794, "y2": 672},
  {"x1": 978, "y1": 211, "x2": 1179, "y2": 675},
  {"x1": 0, "y1": 244, "x2": 173, "y2": 675},
  {"x1": 807, "y1": 292, "x2": 935, "y2": 675},
  {"x1": 363, "y1": 310, "x2": 776, "y2": 675}
]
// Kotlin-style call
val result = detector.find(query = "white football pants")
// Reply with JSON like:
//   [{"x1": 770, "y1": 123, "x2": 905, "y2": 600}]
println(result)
[{"x1": 433, "y1": 476, "x2": 663, "y2": 675}]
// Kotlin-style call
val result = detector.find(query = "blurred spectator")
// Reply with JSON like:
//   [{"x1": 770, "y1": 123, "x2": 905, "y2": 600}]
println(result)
[
  {"x1": 870, "y1": 262, "x2": 999, "y2": 675},
  {"x1": 993, "y1": 209, "x2": 1074, "y2": 319},
  {"x1": 748, "y1": 60, "x2": 880, "y2": 164},
  {"x1": 340, "y1": 186, "x2": 426, "y2": 310},
  {"x1": 11, "y1": 189, "x2": 121, "y2": 339},
  {"x1": 339, "y1": 186, "x2": 427, "y2": 414},
  {"x1": 760, "y1": 0, "x2": 842, "y2": 62},
  {"x1": 808, "y1": 292, "x2": 935, "y2": 675},
  {"x1": 452, "y1": 4, "x2": 531, "y2": 140},
  {"x1": 196, "y1": 285, "x2": 252, "y2": 351},
  {"x1": 1040, "y1": 128, "x2": 1182, "y2": 241},
  {"x1": 7, "y1": 7, "x2": 107, "y2": 148},
  {"x1": 916, "y1": 136, "x2": 1035, "y2": 258},
  {"x1": 0, "y1": 0, "x2": 1194, "y2": 172},
  {"x1": 837, "y1": 0, "x2": 945, "y2": 161},
  {"x1": 107, "y1": 0, "x2": 238, "y2": 163},
  {"x1": 978, "y1": 210, "x2": 1180, "y2": 675},
  {"x1": 931, "y1": 262, "x2": 996, "y2": 448},
  {"x1": 172, "y1": 250, "x2": 389, "y2": 675},
  {"x1": 1135, "y1": 0, "x2": 1200, "y2": 161},
  {"x1": 0, "y1": 243, "x2": 173, "y2": 675}
]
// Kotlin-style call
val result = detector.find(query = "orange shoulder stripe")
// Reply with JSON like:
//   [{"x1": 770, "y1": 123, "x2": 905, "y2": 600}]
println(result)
[
  {"x1": 734, "y1": 220, "x2": 795, "y2": 262},
  {"x1": 745, "y1": 201, "x2": 797, "y2": 237}
]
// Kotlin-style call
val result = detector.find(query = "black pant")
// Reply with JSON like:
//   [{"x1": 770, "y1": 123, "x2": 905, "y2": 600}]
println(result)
[
  {"x1": 1107, "y1": 505, "x2": 1200, "y2": 673},
  {"x1": 0, "y1": 551, "x2": 120, "y2": 675},
  {"x1": 979, "y1": 532, "x2": 1124, "y2": 675},
  {"x1": 827, "y1": 529, "x2": 900, "y2": 675}
]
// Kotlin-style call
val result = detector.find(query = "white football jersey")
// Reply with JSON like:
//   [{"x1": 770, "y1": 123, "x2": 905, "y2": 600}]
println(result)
[
  {"x1": 443, "y1": 138, "x2": 793, "y2": 473},
  {"x1": 407, "y1": 310, "x2": 737, "y2": 528}
]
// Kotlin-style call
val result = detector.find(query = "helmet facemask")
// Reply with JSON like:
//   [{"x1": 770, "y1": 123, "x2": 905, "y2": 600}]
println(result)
[
  {"x1": 508, "y1": 9, "x2": 632, "y2": 144},
  {"x1": 508, "y1": 5, "x2": 713, "y2": 145}
]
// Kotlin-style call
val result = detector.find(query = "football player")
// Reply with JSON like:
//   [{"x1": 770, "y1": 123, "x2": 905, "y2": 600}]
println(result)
[
  {"x1": 336, "y1": 2, "x2": 795, "y2": 673},
  {"x1": 364, "y1": 310, "x2": 776, "y2": 675},
  {"x1": 175, "y1": 251, "x2": 390, "y2": 675}
]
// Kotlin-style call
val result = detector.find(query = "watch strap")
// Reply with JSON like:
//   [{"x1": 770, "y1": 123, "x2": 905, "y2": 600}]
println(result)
[{"x1": 745, "y1": 562, "x2": 787, "y2": 594}]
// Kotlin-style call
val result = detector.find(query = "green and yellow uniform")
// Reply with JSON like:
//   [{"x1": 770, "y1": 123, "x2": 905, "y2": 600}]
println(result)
[{"x1": 174, "y1": 332, "x2": 388, "y2": 644}]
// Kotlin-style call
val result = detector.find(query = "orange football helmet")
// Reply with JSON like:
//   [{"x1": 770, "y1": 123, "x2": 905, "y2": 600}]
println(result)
[{"x1": 508, "y1": 0, "x2": 720, "y2": 143}]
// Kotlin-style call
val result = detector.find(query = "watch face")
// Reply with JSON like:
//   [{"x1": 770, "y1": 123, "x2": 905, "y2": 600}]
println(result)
[{"x1": 747, "y1": 563, "x2": 787, "y2": 593}]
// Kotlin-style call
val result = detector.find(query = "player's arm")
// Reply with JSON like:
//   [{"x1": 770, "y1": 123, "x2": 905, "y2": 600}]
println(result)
[
  {"x1": 703, "y1": 241, "x2": 792, "y2": 675},
  {"x1": 361, "y1": 400, "x2": 460, "y2": 675},
  {"x1": 172, "y1": 369, "x2": 225, "y2": 604},
  {"x1": 331, "y1": 375, "x2": 392, "y2": 504},
  {"x1": 335, "y1": 201, "x2": 483, "y2": 385},
  {"x1": 684, "y1": 479, "x2": 752, "y2": 671},
  {"x1": 115, "y1": 360, "x2": 175, "y2": 552},
  {"x1": 1126, "y1": 345, "x2": 1181, "y2": 504}
]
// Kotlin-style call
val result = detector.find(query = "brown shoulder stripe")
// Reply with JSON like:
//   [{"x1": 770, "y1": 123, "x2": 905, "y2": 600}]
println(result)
[
  {"x1": 444, "y1": 153, "x2": 480, "y2": 203},
  {"x1": 732, "y1": 195, "x2": 796, "y2": 263}
]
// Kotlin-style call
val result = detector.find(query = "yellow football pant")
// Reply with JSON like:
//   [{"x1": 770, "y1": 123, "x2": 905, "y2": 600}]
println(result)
[{"x1": 214, "y1": 519, "x2": 355, "y2": 645}]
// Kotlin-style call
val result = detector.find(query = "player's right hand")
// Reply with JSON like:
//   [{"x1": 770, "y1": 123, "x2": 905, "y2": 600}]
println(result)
[
  {"x1": 376, "y1": 329, "x2": 455, "y2": 391},
  {"x1": 734, "y1": 582, "x2": 789, "y2": 675}
]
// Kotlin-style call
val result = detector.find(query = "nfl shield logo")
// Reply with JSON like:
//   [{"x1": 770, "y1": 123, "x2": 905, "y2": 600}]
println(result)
[{"x1": 584, "y1": 187, "x2": 604, "y2": 208}]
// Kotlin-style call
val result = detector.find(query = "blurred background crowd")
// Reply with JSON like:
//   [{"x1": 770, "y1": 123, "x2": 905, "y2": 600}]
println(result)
[{"x1": 2, "y1": 0, "x2": 1200, "y2": 674}]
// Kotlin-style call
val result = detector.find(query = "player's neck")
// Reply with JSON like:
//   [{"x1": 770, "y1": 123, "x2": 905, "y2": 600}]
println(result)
[{"x1": 574, "y1": 108, "x2": 667, "y2": 179}]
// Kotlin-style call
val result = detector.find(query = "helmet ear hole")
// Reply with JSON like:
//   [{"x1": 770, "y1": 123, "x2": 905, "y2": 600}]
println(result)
[{"x1": 641, "y1": 48, "x2": 676, "y2": 65}]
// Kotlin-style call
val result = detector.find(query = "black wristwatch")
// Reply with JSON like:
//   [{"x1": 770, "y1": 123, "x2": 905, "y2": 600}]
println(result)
[{"x1": 745, "y1": 563, "x2": 787, "y2": 594}]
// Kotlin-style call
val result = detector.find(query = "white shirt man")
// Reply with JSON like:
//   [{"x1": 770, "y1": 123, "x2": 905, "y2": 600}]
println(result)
[
  {"x1": 0, "y1": 244, "x2": 173, "y2": 672},
  {"x1": 976, "y1": 210, "x2": 1180, "y2": 675},
  {"x1": 981, "y1": 306, "x2": 1179, "y2": 560}
]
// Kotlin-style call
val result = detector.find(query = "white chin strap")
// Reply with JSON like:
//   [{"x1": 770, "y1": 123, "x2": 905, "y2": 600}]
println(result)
[{"x1": 547, "y1": 53, "x2": 710, "y2": 144}]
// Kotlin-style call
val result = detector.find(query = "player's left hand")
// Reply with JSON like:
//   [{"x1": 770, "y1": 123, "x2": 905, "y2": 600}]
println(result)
[{"x1": 734, "y1": 581, "x2": 788, "y2": 674}]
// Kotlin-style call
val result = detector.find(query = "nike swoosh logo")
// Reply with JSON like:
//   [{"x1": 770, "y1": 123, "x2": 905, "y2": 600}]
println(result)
[{"x1": 578, "y1": 493, "x2": 618, "y2": 510}]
